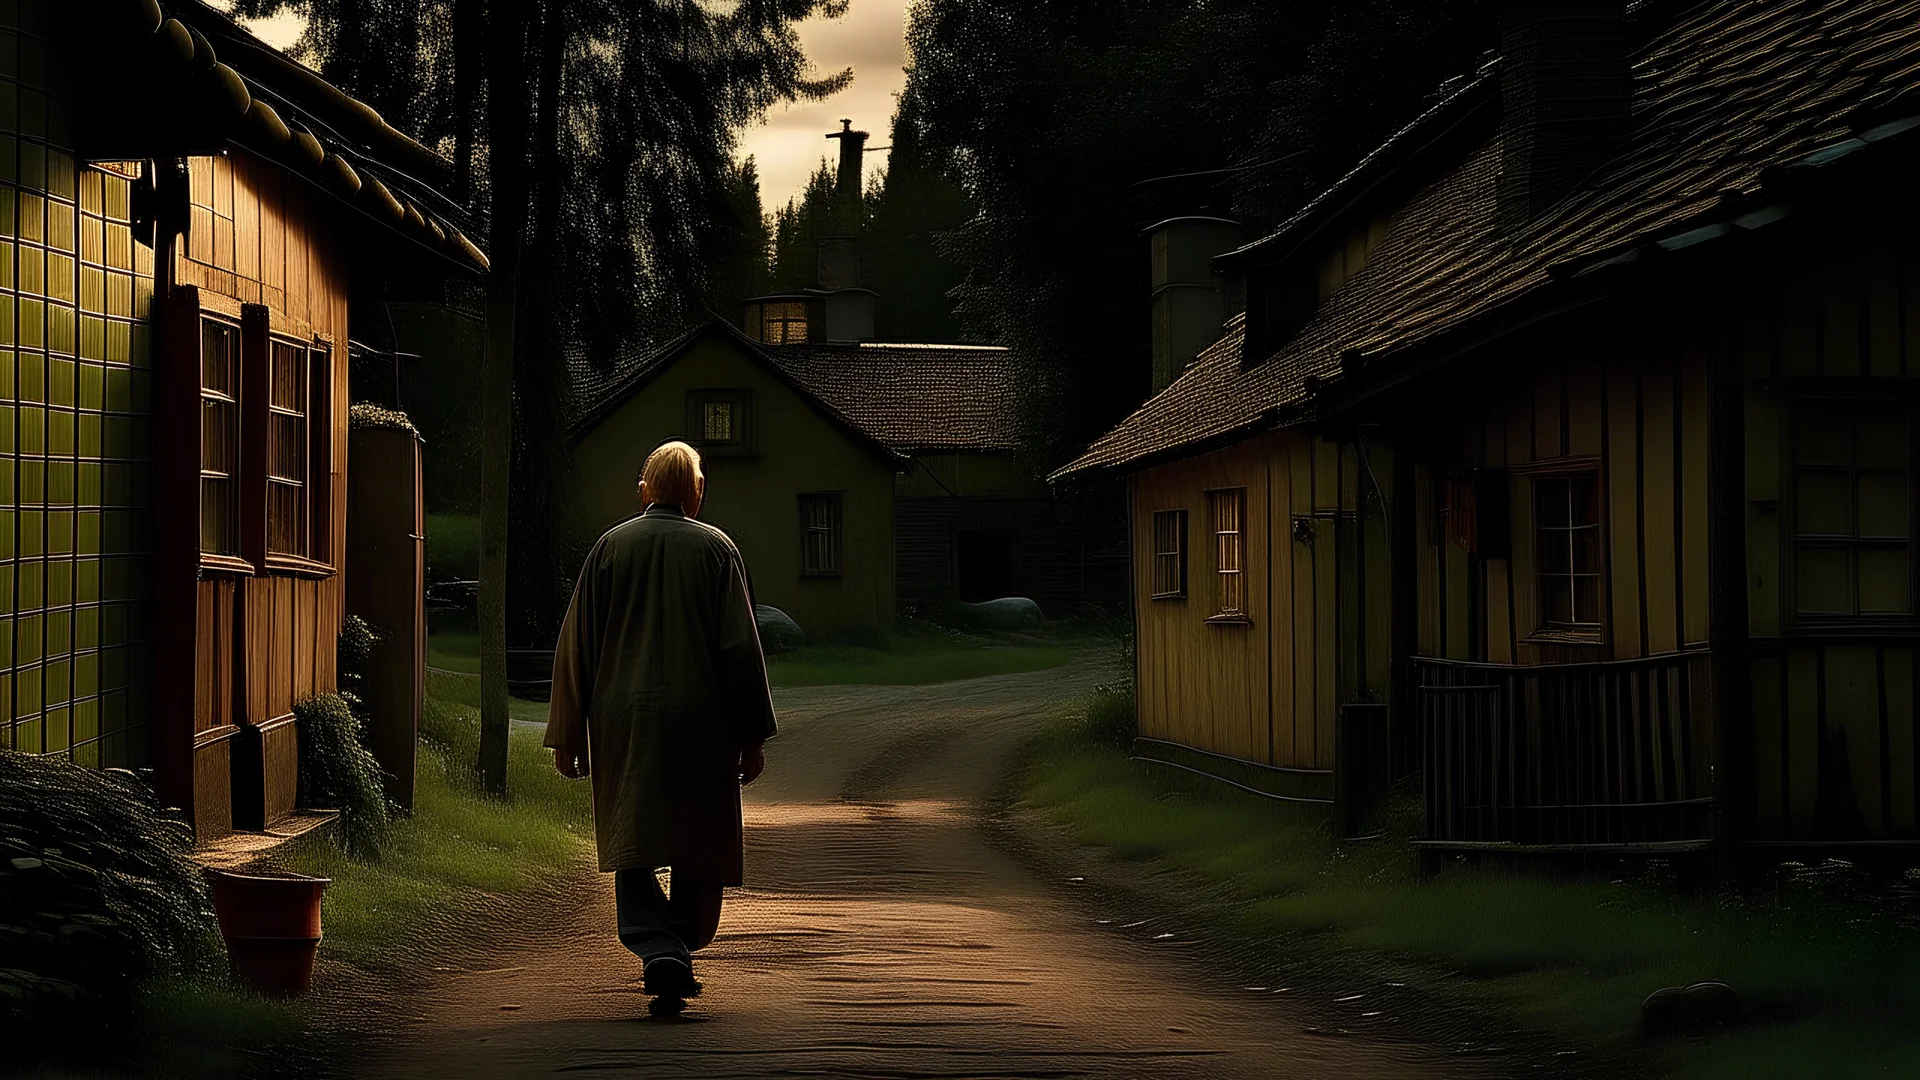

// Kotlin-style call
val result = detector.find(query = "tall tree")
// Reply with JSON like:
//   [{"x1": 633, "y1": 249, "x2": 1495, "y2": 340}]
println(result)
[
  {"x1": 864, "y1": 96, "x2": 975, "y2": 343},
  {"x1": 768, "y1": 160, "x2": 836, "y2": 292},
  {"x1": 234, "y1": 0, "x2": 855, "y2": 792}
]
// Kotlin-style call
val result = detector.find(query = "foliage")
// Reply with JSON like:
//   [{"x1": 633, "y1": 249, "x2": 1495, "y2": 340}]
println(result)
[
  {"x1": 1020, "y1": 710, "x2": 1920, "y2": 1079},
  {"x1": 863, "y1": 95, "x2": 977, "y2": 343},
  {"x1": 347, "y1": 402, "x2": 421, "y2": 437},
  {"x1": 769, "y1": 159, "x2": 839, "y2": 292},
  {"x1": 898, "y1": 0, "x2": 1499, "y2": 466},
  {"x1": 425, "y1": 512, "x2": 481, "y2": 581},
  {"x1": 295, "y1": 694, "x2": 393, "y2": 857},
  {"x1": 0, "y1": 752, "x2": 219, "y2": 1066}
]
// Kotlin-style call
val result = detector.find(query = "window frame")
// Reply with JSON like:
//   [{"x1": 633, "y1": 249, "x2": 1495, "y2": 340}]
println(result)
[
  {"x1": 798, "y1": 492, "x2": 844, "y2": 578},
  {"x1": 1150, "y1": 508, "x2": 1187, "y2": 600},
  {"x1": 685, "y1": 389, "x2": 755, "y2": 457},
  {"x1": 1205, "y1": 488, "x2": 1249, "y2": 624},
  {"x1": 1528, "y1": 468, "x2": 1605, "y2": 641},
  {"x1": 241, "y1": 305, "x2": 336, "y2": 578},
  {"x1": 197, "y1": 311, "x2": 247, "y2": 573},
  {"x1": 1783, "y1": 390, "x2": 1919, "y2": 632}
]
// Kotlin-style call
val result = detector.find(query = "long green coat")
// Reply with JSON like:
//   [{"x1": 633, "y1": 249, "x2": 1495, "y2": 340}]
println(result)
[{"x1": 544, "y1": 505, "x2": 778, "y2": 884}]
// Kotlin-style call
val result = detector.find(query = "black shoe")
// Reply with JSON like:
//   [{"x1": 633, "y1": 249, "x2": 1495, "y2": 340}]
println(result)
[{"x1": 642, "y1": 956, "x2": 702, "y2": 999}]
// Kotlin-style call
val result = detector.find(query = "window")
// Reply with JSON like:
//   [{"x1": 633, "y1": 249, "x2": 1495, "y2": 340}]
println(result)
[
  {"x1": 686, "y1": 390, "x2": 753, "y2": 454},
  {"x1": 266, "y1": 340, "x2": 309, "y2": 558},
  {"x1": 1208, "y1": 489, "x2": 1246, "y2": 618},
  {"x1": 1151, "y1": 509, "x2": 1187, "y2": 599},
  {"x1": 200, "y1": 319, "x2": 240, "y2": 556},
  {"x1": 760, "y1": 301, "x2": 811, "y2": 345},
  {"x1": 1793, "y1": 402, "x2": 1911, "y2": 617},
  {"x1": 799, "y1": 493, "x2": 843, "y2": 577},
  {"x1": 1534, "y1": 474, "x2": 1603, "y2": 631}
]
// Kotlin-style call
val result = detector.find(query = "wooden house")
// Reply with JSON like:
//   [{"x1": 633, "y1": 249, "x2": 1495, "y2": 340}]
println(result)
[
  {"x1": 568, "y1": 321, "x2": 1076, "y2": 633},
  {"x1": 1, "y1": 0, "x2": 484, "y2": 841},
  {"x1": 1055, "y1": 0, "x2": 1920, "y2": 859}
]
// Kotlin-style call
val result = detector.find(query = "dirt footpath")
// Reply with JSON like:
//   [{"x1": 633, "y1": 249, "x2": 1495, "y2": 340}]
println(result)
[{"x1": 354, "y1": 662, "x2": 1496, "y2": 1079}]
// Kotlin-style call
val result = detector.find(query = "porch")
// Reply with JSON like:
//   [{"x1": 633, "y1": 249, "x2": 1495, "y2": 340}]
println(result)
[{"x1": 1414, "y1": 651, "x2": 1715, "y2": 850}]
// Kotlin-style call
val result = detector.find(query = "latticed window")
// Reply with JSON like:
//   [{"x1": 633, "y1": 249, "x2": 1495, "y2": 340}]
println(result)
[
  {"x1": 1534, "y1": 474, "x2": 1603, "y2": 629},
  {"x1": 702, "y1": 400, "x2": 734, "y2": 442},
  {"x1": 200, "y1": 319, "x2": 240, "y2": 556},
  {"x1": 763, "y1": 301, "x2": 810, "y2": 345},
  {"x1": 1208, "y1": 489, "x2": 1246, "y2": 618},
  {"x1": 799, "y1": 493, "x2": 843, "y2": 576},
  {"x1": 1793, "y1": 402, "x2": 1911, "y2": 617},
  {"x1": 1151, "y1": 509, "x2": 1186, "y2": 599},
  {"x1": 266, "y1": 340, "x2": 308, "y2": 557},
  {"x1": 686, "y1": 390, "x2": 751, "y2": 453}
]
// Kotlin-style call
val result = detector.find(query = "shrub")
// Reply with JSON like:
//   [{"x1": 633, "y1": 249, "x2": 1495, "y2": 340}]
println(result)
[
  {"x1": 0, "y1": 751, "x2": 219, "y2": 1065},
  {"x1": 295, "y1": 693, "x2": 393, "y2": 857},
  {"x1": 1081, "y1": 685, "x2": 1138, "y2": 748}
]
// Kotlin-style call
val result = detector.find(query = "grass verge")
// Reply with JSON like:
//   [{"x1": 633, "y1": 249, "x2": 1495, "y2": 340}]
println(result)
[
  {"x1": 424, "y1": 513, "x2": 480, "y2": 581},
  {"x1": 766, "y1": 622, "x2": 1074, "y2": 688},
  {"x1": 1016, "y1": 691, "x2": 1920, "y2": 1080},
  {"x1": 282, "y1": 674, "x2": 591, "y2": 977}
]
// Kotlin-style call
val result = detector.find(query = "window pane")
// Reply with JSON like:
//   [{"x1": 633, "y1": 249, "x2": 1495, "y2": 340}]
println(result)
[
  {"x1": 268, "y1": 481, "x2": 305, "y2": 557},
  {"x1": 1574, "y1": 574, "x2": 1604, "y2": 625},
  {"x1": 269, "y1": 412, "x2": 304, "y2": 482},
  {"x1": 201, "y1": 398, "x2": 233, "y2": 475},
  {"x1": 1538, "y1": 529, "x2": 1571, "y2": 575},
  {"x1": 703, "y1": 402, "x2": 733, "y2": 442},
  {"x1": 271, "y1": 343, "x2": 305, "y2": 411},
  {"x1": 1857, "y1": 412, "x2": 1907, "y2": 468},
  {"x1": 200, "y1": 477, "x2": 232, "y2": 555},
  {"x1": 200, "y1": 321, "x2": 233, "y2": 394},
  {"x1": 1796, "y1": 547, "x2": 1852, "y2": 614},
  {"x1": 1543, "y1": 575, "x2": 1573, "y2": 625},
  {"x1": 1796, "y1": 406, "x2": 1851, "y2": 467},
  {"x1": 1535, "y1": 478, "x2": 1570, "y2": 528},
  {"x1": 1858, "y1": 472, "x2": 1908, "y2": 540},
  {"x1": 1571, "y1": 476, "x2": 1601, "y2": 528},
  {"x1": 1859, "y1": 546, "x2": 1911, "y2": 613},
  {"x1": 1795, "y1": 472, "x2": 1851, "y2": 536},
  {"x1": 1571, "y1": 524, "x2": 1603, "y2": 574}
]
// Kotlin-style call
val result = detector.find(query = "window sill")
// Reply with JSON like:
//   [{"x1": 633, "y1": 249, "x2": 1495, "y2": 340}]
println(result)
[
  {"x1": 1523, "y1": 627, "x2": 1604, "y2": 647},
  {"x1": 264, "y1": 554, "x2": 336, "y2": 580},
  {"x1": 1205, "y1": 614, "x2": 1253, "y2": 627},
  {"x1": 1150, "y1": 592, "x2": 1187, "y2": 602},
  {"x1": 199, "y1": 554, "x2": 256, "y2": 578}
]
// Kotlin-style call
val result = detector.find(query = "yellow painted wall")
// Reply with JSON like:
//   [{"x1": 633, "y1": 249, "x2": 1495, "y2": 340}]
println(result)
[{"x1": 571, "y1": 336, "x2": 896, "y2": 633}]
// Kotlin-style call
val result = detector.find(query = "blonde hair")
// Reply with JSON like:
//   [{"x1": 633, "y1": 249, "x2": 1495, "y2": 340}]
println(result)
[{"x1": 639, "y1": 440, "x2": 704, "y2": 509}]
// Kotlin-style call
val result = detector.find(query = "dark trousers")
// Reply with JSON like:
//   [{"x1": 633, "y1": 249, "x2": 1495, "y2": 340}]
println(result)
[{"x1": 614, "y1": 868, "x2": 724, "y2": 965}]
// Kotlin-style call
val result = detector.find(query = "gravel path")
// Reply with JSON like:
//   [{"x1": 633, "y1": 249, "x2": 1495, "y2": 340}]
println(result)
[{"x1": 354, "y1": 659, "x2": 1490, "y2": 1078}]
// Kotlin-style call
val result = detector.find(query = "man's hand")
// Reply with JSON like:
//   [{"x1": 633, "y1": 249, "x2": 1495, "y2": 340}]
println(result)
[
  {"x1": 739, "y1": 742, "x2": 766, "y2": 786},
  {"x1": 553, "y1": 747, "x2": 590, "y2": 780}
]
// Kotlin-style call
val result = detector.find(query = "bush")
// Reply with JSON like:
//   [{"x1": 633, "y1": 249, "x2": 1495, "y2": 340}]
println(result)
[
  {"x1": 295, "y1": 693, "x2": 392, "y2": 857},
  {"x1": 0, "y1": 752, "x2": 220, "y2": 1065},
  {"x1": 1081, "y1": 685, "x2": 1138, "y2": 748}
]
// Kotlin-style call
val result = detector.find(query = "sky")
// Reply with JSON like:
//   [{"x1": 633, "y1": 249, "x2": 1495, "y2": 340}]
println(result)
[{"x1": 223, "y1": 1, "x2": 911, "y2": 215}]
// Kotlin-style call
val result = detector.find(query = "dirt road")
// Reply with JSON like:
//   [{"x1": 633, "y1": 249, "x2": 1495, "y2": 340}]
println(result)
[{"x1": 356, "y1": 662, "x2": 1490, "y2": 1078}]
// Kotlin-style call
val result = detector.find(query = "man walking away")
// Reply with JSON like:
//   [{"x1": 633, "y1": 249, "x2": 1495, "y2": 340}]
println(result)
[{"x1": 544, "y1": 440, "x2": 776, "y2": 1009}]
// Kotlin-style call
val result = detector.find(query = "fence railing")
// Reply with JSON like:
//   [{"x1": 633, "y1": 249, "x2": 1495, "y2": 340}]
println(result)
[{"x1": 1415, "y1": 651, "x2": 1714, "y2": 846}]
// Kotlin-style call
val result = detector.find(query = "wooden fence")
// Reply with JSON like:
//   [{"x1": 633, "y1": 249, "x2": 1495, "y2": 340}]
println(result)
[{"x1": 1416, "y1": 651, "x2": 1714, "y2": 846}]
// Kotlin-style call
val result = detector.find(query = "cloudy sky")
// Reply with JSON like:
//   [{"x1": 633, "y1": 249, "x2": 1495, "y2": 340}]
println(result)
[{"x1": 229, "y1": 1, "x2": 910, "y2": 212}]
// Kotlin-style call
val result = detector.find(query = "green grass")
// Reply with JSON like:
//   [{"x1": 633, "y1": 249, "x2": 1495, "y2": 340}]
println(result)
[
  {"x1": 1020, "y1": 696, "x2": 1920, "y2": 1079},
  {"x1": 425, "y1": 513, "x2": 480, "y2": 581},
  {"x1": 426, "y1": 629, "x2": 480, "y2": 674},
  {"x1": 282, "y1": 670, "x2": 590, "y2": 977}
]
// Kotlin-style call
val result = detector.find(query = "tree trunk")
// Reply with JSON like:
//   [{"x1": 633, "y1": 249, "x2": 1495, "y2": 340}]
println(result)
[{"x1": 478, "y1": 0, "x2": 531, "y2": 796}]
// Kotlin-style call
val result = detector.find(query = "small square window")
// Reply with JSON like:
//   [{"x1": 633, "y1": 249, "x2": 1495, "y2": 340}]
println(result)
[{"x1": 686, "y1": 390, "x2": 753, "y2": 455}]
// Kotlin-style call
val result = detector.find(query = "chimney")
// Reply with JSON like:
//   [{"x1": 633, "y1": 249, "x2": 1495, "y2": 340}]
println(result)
[
  {"x1": 818, "y1": 119, "x2": 869, "y2": 291},
  {"x1": 1497, "y1": 2, "x2": 1631, "y2": 228},
  {"x1": 1147, "y1": 216, "x2": 1244, "y2": 392}
]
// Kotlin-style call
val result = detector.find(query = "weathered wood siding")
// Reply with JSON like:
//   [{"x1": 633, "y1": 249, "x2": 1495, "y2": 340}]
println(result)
[
  {"x1": 1132, "y1": 431, "x2": 1395, "y2": 788},
  {"x1": 159, "y1": 149, "x2": 351, "y2": 836},
  {"x1": 1742, "y1": 231, "x2": 1920, "y2": 841},
  {"x1": 1419, "y1": 338, "x2": 1711, "y2": 666}
]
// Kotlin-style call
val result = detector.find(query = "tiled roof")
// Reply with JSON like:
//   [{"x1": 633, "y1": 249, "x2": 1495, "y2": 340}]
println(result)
[
  {"x1": 1056, "y1": 0, "x2": 1920, "y2": 480},
  {"x1": 762, "y1": 343, "x2": 1020, "y2": 454},
  {"x1": 565, "y1": 324, "x2": 1017, "y2": 460}
]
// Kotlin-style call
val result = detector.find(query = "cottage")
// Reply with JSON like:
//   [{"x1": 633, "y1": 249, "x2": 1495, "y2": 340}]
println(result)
[
  {"x1": 567, "y1": 120, "x2": 1081, "y2": 634},
  {"x1": 1056, "y1": 0, "x2": 1920, "y2": 858},
  {"x1": 2, "y1": 0, "x2": 483, "y2": 841}
]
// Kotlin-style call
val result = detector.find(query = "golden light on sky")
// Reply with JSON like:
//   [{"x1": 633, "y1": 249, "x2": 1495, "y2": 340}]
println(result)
[
  {"x1": 738, "y1": 0, "x2": 911, "y2": 211},
  {"x1": 216, "y1": 0, "x2": 908, "y2": 214}
]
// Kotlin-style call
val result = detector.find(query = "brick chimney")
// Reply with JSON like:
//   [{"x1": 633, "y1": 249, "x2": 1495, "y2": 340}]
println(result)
[
  {"x1": 818, "y1": 119, "x2": 868, "y2": 291},
  {"x1": 1497, "y1": 2, "x2": 1631, "y2": 228}
]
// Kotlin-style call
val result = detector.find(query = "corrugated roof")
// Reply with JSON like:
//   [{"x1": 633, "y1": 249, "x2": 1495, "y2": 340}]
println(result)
[{"x1": 1056, "y1": 0, "x2": 1920, "y2": 481}]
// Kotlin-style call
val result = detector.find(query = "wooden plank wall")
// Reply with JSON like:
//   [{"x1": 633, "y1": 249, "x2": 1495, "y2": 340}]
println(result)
[
  {"x1": 178, "y1": 152, "x2": 348, "y2": 732},
  {"x1": 1131, "y1": 437, "x2": 1273, "y2": 766},
  {"x1": 1132, "y1": 430, "x2": 1396, "y2": 774},
  {"x1": 1744, "y1": 230, "x2": 1920, "y2": 841},
  {"x1": 1424, "y1": 344, "x2": 1711, "y2": 666}
]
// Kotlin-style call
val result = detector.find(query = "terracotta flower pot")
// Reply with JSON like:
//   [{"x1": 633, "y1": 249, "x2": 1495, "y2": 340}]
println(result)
[{"x1": 205, "y1": 869, "x2": 330, "y2": 998}]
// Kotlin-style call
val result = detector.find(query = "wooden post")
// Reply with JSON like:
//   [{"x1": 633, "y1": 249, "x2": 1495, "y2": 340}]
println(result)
[
  {"x1": 1707, "y1": 312, "x2": 1752, "y2": 867},
  {"x1": 346, "y1": 425, "x2": 425, "y2": 809}
]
